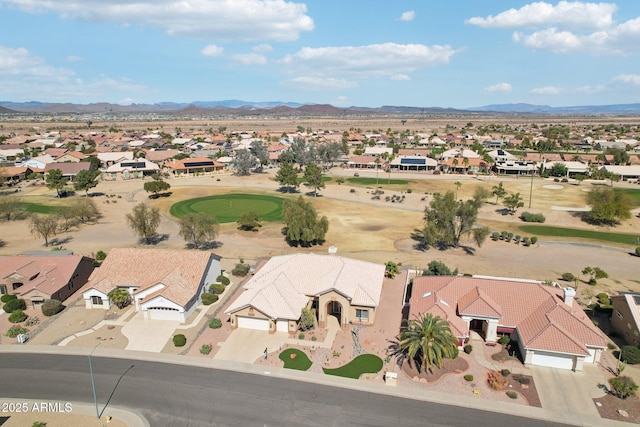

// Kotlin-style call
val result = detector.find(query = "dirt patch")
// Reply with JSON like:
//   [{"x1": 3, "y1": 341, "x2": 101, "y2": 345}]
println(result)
[
  {"x1": 594, "y1": 394, "x2": 640, "y2": 424},
  {"x1": 401, "y1": 357, "x2": 469, "y2": 383},
  {"x1": 507, "y1": 374, "x2": 541, "y2": 407}
]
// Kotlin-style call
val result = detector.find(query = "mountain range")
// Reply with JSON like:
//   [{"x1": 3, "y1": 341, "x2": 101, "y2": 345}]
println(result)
[{"x1": 0, "y1": 100, "x2": 639, "y2": 115}]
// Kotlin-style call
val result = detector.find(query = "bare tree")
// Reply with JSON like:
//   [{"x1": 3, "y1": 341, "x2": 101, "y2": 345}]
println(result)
[
  {"x1": 126, "y1": 203, "x2": 161, "y2": 244},
  {"x1": 30, "y1": 215, "x2": 59, "y2": 246}
]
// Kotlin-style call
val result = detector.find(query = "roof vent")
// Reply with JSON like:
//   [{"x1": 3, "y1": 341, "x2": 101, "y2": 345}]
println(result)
[
  {"x1": 328, "y1": 246, "x2": 337, "y2": 254},
  {"x1": 422, "y1": 292, "x2": 432, "y2": 298},
  {"x1": 439, "y1": 300, "x2": 449, "y2": 306}
]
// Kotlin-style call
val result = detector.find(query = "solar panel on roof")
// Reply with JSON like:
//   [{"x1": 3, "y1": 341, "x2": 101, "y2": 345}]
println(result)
[
  {"x1": 184, "y1": 161, "x2": 214, "y2": 168},
  {"x1": 400, "y1": 158, "x2": 426, "y2": 165},
  {"x1": 633, "y1": 295, "x2": 640, "y2": 306}
]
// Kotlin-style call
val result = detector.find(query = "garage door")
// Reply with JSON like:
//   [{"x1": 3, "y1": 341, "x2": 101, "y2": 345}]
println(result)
[
  {"x1": 584, "y1": 348, "x2": 596, "y2": 364},
  {"x1": 147, "y1": 307, "x2": 183, "y2": 321},
  {"x1": 531, "y1": 351, "x2": 574, "y2": 370},
  {"x1": 276, "y1": 320, "x2": 289, "y2": 333},
  {"x1": 237, "y1": 316, "x2": 269, "y2": 331}
]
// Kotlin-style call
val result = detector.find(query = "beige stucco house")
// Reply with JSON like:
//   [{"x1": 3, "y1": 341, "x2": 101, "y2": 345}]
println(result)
[
  {"x1": 225, "y1": 253, "x2": 385, "y2": 334},
  {"x1": 611, "y1": 293, "x2": 640, "y2": 346}
]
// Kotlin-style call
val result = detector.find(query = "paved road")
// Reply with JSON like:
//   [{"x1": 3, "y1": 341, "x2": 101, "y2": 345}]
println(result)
[{"x1": 0, "y1": 353, "x2": 568, "y2": 427}]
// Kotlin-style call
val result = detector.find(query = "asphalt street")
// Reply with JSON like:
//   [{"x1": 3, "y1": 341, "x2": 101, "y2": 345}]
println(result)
[{"x1": 0, "y1": 353, "x2": 569, "y2": 427}]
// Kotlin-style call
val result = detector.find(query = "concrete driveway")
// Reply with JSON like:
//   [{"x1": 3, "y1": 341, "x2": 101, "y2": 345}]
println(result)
[
  {"x1": 214, "y1": 329, "x2": 289, "y2": 363},
  {"x1": 121, "y1": 312, "x2": 181, "y2": 352}
]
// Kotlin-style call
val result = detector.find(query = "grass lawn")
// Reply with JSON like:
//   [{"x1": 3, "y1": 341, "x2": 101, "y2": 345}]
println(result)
[
  {"x1": 615, "y1": 188, "x2": 640, "y2": 207},
  {"x1": 519, "y1": 225, "x2": 640, "y2": 246},
  {"x1": 322, "y1": 354, "x2": 383, "y2": 379},
  {"x1": 169, "y1": 193, "x2": 284, "y2": 223},
  {"x1": 19, "y1": 202, "x2": 60, "y2": 214},
  {"x1": 346, "y1": 177, "x2": 409, "y2": 185},
  {"x1": 279, "y1": 349, "x2": 312, "y2": 371},
  {"x1": 297, "y1": 176, "x2": 332, "y2": 184}
]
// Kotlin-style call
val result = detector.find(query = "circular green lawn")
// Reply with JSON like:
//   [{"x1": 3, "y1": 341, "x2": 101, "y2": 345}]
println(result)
[{"x1": 170, "y1": 193, "x2": 284, "y2": 223}]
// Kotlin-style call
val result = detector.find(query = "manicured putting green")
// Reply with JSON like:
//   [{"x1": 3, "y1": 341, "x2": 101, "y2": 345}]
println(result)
[
  {"x1": 323, "y1": 354, "x2": 383, "y2": 379},
  {"x1": 279, "y1": 349, "x2": 312, "y2": 371},
  {"x1": 170, "y1": 193, "x2": 284, "y2": 223},
  {"x1": 519, "y1": 225, "x2": 640, "y2": 246}
]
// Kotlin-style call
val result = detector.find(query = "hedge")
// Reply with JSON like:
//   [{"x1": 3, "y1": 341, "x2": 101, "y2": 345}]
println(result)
[
  {"x1": 173, "y1": 334, "x2": 186, "y2": 347},
  {"x1": 8, "y1": 310, "x2": 27, "y2": 323},
  {"x1": 621, "y1": 346, "x2": 640, "y2": 365},
  {"x1": 41, "y1": 299, "x2": 63, "y2": 317},
  {"x1": 231, "y1": 263, "x2": 250, "y2": 277},
  {"x1": 216, "y1": 275, "x2": 230, "y2": 286},
  {"x1": 201, "y1": 293, "x2": 218, "y2": 305},
  {"x1": 209, "y1": 283, "x2": 225, "y2": 294},
  {"x1": 1, "y1": 294, "x2": 17, "y2": 304},
  {"x1": 208, "y1": 318, "x2": 222, "y2": 329},
  {"x1": 3, "y1": 298, "x2": 26, "y2": 314}
]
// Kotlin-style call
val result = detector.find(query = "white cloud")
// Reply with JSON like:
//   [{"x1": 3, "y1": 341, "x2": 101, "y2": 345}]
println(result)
[
  {"x1": 281, "y1": 43, "x2": 457, "y2": 81},
  {"x1": 484, "y1": 82, "x2": 512, "y2": 93},
  {"x1": 66, "y1": 55, "x2": 82, "y2": 62},
  {"x1": 613, "y1": 74, "x2": 640, "y2": 85},
  {"x1": 576, "y1": 84, "x2": 605, "y2": 93},
  {"x1": 201, "y1": 45, "x2": 224, "y2": 57},
  {"x1": 390, "y1": 74, "x2": 411, "y2": 81},
  {"x1": 252, "y1": 43, "x2": 273, "y2": 53},
  {"x1": 530, "y1": 86, "x2": 562, "y2": 94},
  {"x1": 232, "y1": 53, "x2": 267, "y2": 65},
  {"x1": 400, "y1": 11, "x2": 415, "y2": 22},
  {"x1": 282, "y1": 76, "x2": 358, "y2": 91},
  {"x1": 3, "y1": 0, "x2": 314, "y2": 42},
  {"x1": 0, "y1": 45, "x2": 149, "y2": 102},
  {"x1": 466, "y1": 1, "x2": 616, "y2": 31},
  {"x1": 333, "y1": 95, "x2": 350, "y2": 107}
]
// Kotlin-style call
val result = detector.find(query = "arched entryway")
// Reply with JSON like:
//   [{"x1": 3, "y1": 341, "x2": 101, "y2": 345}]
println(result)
[{"x1": 326, "y1": 301, "x2": 342, "y2": 327}]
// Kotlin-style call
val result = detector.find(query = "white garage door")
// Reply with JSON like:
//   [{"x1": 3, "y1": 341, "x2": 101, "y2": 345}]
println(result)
[
  {"x1": 584, "y1": 348, "x2": 596, "y2": 364},
  {"x1": 147, "y1": 307, "x2": 183, "y2": 321},
  {"x1": 276, "y1": 320, "x2": 289, "y2": 333},
  {"x1": 531, "y1": 351, "x2": 574, "y2": 370},
  {"x1": 237, "y1": 316, "x2": 269, "y2": 331}
]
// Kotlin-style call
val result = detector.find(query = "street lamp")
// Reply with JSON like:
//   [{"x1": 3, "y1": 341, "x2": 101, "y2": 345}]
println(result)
[{"x1": 88, "y1": 339, "x2": 104, "y2": 419}]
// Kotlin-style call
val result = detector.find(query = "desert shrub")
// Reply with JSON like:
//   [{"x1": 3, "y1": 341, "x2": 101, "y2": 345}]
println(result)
[
  {"x1": 498, "y1": 335, "x2": 511, "y2": 345},
  {"x1": 41, "y1": 299, "x2": 63, "y2": 317},
  {"x1": 349, "y1": 188, "x2": 356, "y2": 193},
  {"x1": 231, "y1": 262, "x2": 250, "y2": 277},
  {"x1": 561, "y1": 178, "x2": 568, "y2": 183},
  {"x1": 95, "y1": 250, "x2": 107, "y2": 261},
  {"x1": 298, "y1": 332, "x2": 305, "y2": 340},
  {"x1": 8, "y1": 310, "x2": 27, "y2": 323},
  {"x1": 1, "y1": 294, "x2": 17, "y2": 303},
  {"x1": 561, "y1": 272, "x2": 576, "y2": 282},
  {"x1": 513, "y1": 375, "x2": 530, "y2": 385},
  {"x1": 311, "y1": 335, "x2": 317, "y2": 342},
  {"x1": 216, "y1": 275, "x2": 230, "y2": 286},
  {"x1": 3, "y1": 298, "x2": 26, "y2": 314},
  {"x1": 208, "y1": 317, "x2": 222, "y2": 329},
  {"x1": 520, "y1": 211, "x2": 546, "y2": 223},
  {"x1": 487, "y1": 371, "x2": 508, "y2": 390},
  {"x1": 464, "y1": 374, "x2": 474, "y2": 382},
  {"x1": 531, "y1": 236, "x2": 538, "y2": 244},
  {"x1": 25, "y1": 316, "x2": 39, "y2": 326},
  {"x1": 200, "y1": 344, "x2": 213, "y2": 355},
  {"x1": 32, "y1": 422, "x2": 47, "y2": 427},
  {"x1": 209, "y1": 283, "x2": 225, "y2": 294},
  {"x1": 621, "y1": 346, "x2": 640, "y2": 364},
  {"x1": 554, "y1": 178, "x2": 559, "y2": 182},
  {"x1": 201, "y1": 293, "x2": 218, "y2": 305},
  {"x1": 596, "y1": 293, "x2": 610, "y2": 305},
  {"x1": 500, "y1": 369, "x2": 511, "y2": 377},
  {"x1": 506, "y1": 391, "x2": 518, "y2": 399},
  {"x1": 463, "y1": 344, "x2": 473, "y2": 354},
  {"x1": 523, "y1": 237, "x2": 531, "y2": 247},
  {"x1": 173, "y1": 334, "x2": 186, "y2": 347},
  {"x1": 514, "y1": 234, "x2": 521, "y2": 244},
  {"x1": 491, "y1": 231, "x2": 500, "y2": 241},
  {"x1": 406, "y1": 188, "x2": 412, "y2": 193},
  {"x1": 607, "y1": 342, "x2": 617, "y2": 350},
  {"x1": 5, "y1": 325, "x2": 28, "y2": 338},
  {"x1": 609, "y1": 376, "x2": 638, "y2": 399},
  {"x1": 636, "y1": 247, "x2": 640, "y2": 256}
]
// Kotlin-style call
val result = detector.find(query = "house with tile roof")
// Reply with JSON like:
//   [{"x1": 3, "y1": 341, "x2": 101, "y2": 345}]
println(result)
[
  {"x1": 82, "y1": 248, "x2": 221, "y2": 322},
  {"x1": 610, "y1": 293, "x2": 640, "y2": 346},
  {"x1": 103, "y1": 158, "x2": 160, "y2": 180},
  {"x1": 164, "y1": 157, "x2": 225, "y2": 175},
  {"x1": 0, "y1": 253, "x2": 95, "y2": 306},
  {"x1": 225, "y1": 253, "x2": 385, "y2": 334},
  {"x1": 409, "y1": 276, "x2": 607, "y2": 371}
]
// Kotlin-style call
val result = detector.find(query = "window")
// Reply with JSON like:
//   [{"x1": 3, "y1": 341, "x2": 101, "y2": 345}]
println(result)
[
  {"x1": 616, "y1": 310, "x2": 624, "y2": 319},
  {"x1": 32, "y1": 299, "x2": 44, "y2": 306},
  {"x1": 91, "y1": 296, "x2": 103, "y2": 305},
  {"x1": 356, "y1": 309, "x2": 369, "y2": 321}
]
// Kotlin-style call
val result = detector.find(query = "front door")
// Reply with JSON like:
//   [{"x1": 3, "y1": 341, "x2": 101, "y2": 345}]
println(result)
[{"x1": 327, "y1": 301, "x2": 342, "y2": 326}]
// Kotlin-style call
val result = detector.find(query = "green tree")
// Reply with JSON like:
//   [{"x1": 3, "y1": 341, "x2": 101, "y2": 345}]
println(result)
[
  {"x1": 422, "y1": 191, "x2": 489, "y2": 249},
  {"x1": 282, "y1": 196, "x2": 329, "y2": 247},
  {"x1": 421, "y1": 260, "x2": 457, "y2": 276},
  {"x1": 250, "y1": 140, "x2": 268, "y2": 170},
  {"x1": 392, "y1": 313, "x2": 458, "y2": 373},
  {"x1": 274, "y1": 161, "x2": 299, "y2": 192},
  {"x1": 548, "y1": 163, "x2": 568, "y2": 177},
  {"x1": 609, "y1": 376, "x2": 638, "y2": 399},
  {"x1": 237, "y1": 211, "x2": 262, "y2": 231},
  {"x1": 108, "y1": 288, "x2": 132, "y2": 309},
  {"x1": 73, "y1": 169, "x2": 100, "y2": 196},
  {"x1": 492, "y1": 182, "x2": 507, "y2": 204},
  {"x1": 29, "y1": 214, "x2": 58, "y2": 246},
  {"x1": 385, "y1": 261, "x2": 400, "y2": 278},
  {"x1": 303, "y1": 163, "x2": 325, "y2": 197},
  {"x1": 503, "y1": 192, "x2": 524, "y2": 215},
  {"x1": 299, "y1": 307, "x2": 316, "y2": 331},
  {"x1": 45, "y1": 169, "x2": 67, "y2": 197},
  {"x1": 609, "y1": 148, "x2": 630, "y2": 165},
  {"x1": 126, "y1": 203, "x2": 161, "y2": 244},
  {"x1": 454, "y1": 181, "x2": 462, "y2": 199},
  {"x1": 585, "y1": 187, "x2": 632, "y2": 225},
  {"x1": 178, "y1": 212, "x2": 219, "y2": 248},
  {"x1": 0, "y1": 196, "x2": 22, "y2": 221},
  {"x1": 143, "y1": 175, "x2": 171, "y2": 198},
  {"x1": 581, "y1": 266, "x2": 608, "y2": 285},
  {"x1": 233, "y1": 149, "x2": 257, "y2": 175}
]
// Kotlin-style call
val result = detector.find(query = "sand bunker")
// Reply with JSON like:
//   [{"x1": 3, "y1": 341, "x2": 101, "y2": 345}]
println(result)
[{"x1": 543, "y1": 184, "x2": 564, "y2": 190}]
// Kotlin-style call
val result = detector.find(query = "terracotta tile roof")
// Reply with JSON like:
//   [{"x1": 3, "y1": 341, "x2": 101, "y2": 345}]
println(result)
[
  {"x1": 44, "y1": 162, "x2": 91, "y2": 175},
  {"x1": 458, "y1": 287, "x2": 502, "y2": 318},
  {"x1": 226, "y1": 254, "x2": 385, "y2": 320},
  {"x1": 86, "y1": 248, "x2": 217, "y2": 307}
]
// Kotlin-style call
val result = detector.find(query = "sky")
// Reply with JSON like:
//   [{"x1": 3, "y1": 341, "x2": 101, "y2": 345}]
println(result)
[{"x1": 1, "y1": 0, "x2": 640, "y2": 108}]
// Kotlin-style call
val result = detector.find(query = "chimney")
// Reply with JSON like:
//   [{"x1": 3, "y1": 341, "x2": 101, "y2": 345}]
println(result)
[{"x1": 563, "y1": 287, "x2": 576, "y2": 307}]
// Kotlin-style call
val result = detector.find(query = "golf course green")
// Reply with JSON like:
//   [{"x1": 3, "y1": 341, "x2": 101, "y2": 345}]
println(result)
[{"x1": 170, "y1": 193, "x2": 284, "y2": 223}]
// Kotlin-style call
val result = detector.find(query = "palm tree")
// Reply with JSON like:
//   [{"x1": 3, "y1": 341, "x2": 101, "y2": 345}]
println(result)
[
  {"x1": 108, "y1": 288, "x2": 132, "y2": 309},
  {"x1": 392, "y1": 313, "x2": 458, "y2": 373},
  {"x1": 454, "y1": 181, "x2": 462, "y2": 200}
]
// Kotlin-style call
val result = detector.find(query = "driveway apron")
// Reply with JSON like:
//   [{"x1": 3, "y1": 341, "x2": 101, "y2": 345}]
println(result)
[
  {"x1": 121, "y1": 312, "x2": 181, "y2": 352},
  {"x1": 214, "y1": 329, "x2": 289, "y2": 363}
]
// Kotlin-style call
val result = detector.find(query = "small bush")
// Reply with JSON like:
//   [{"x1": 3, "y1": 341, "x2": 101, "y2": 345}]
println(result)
[
  {"x1": 513, "y1": 375, "x2": 530, "y2": 385},
  {"x1": 463, "y1": 344, "x2": 473, "y2": 354},
  {"x1": 216, "y1": 275, "x2": 230, "y2": 286},
  {"x1": 311, "y1": 335, "x2": 317, "y2": 342},
  {"x1": 95, "y1": 250, "x2": 107, "y2": 261},
  {"x1": 200, "y1": 344, "x2": 213, "y2": 355},
  {"x1": 201, "y1": 293, "x2": 218, "y2": 305},
  {"x1": 514, "y1": 234, "x2": 521, "y2": 244},
  {"x1": 8, "y1": 310, "x2": 27, "y2": 323},
  {"x1": 621, "y1": 346, "x2": 640, "y2": 364},
  {"x1": 298, "y1": 332, "x2": 305, "y2": 339},
  {"x1": 406, "y1": 188, "x2": 412, "y2": 193},
  {"x1": 636, "y1": 247, "x2": 640, "y2": 257},
  {"x1": 208, "y1": 317, "x2": 222, "y2": 329},
  {"x1": 498, "y1": 335, "x2": 511, "y2": 345},
  {"x1": 1, "y1": 294, "x2": 17, "y2": 303},
  {"x1": 561, "y1": 178, "x2": 568, "y2": 183},
  {"x1": 231, "y1": 262, "x2": 250, "y2": 277},
  {"x1": 32, "y1": 422, "x2": 47, "y2": 427},
  {"x1": 41, "y1": 299, "x2": 63, "y2": 317},
  {"x1": 523, "y1": 237, "x2": 531, "y2": 247},
  {"x1": 350, "y1": 188, "x2": 356, "y2": 193},
  {"x1": 209, "y1": 283, "x2": 225, "y2": 294},
  {"x1": 173, "y1": 334, "x2": 186, "y2": 347},
  {"x1": 531, "y1": 236, "x2": 538, "y2": 244},
  {"x1": 500, "y1": 369, "x2": 511, "y2": 377},
  {"x1": 487, "y1": 371, "x2": 508, "y2": 390},
  {"x1": 5, "y1": 326, "x2": 28, "y2": 338},
  {"x1": 464, "y1": 374, "x2": 474, "y2": 382},
  {"x1": 607, "y1": 342, "x2": 617, "y2": 350},
  {"x1": 596, "y1": 293, "x2": 610, "y2": 305},
  {"x1": 561, "y1": 272, "x2": 576, "y2": 282},
  {"x1": 506, "y1": 391, "x2": 518, "y2": 399},
  {"x1": 491, "y1": 231, "x2": 500, "y2": 241},
  {"x1": 25, "y1": 316, "x2": 39, "y2": 326},
  {"x1": 609, "y1": 376, "x2": 638, "y2": 399},
  {"x1": 3, "y1": 298, "x2": 26, "y2": 314}
]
